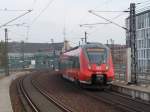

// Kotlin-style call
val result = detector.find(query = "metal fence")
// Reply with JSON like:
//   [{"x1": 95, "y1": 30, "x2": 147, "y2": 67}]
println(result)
[
  {"x1": 114, "y1": 64, "x2": 126, "y2": 81},
  {"x1": 111, "y1": 45, "x2": 150, "y2": 84},
  {"x1": 136, "y1": 72, "x2": 150, "y2": 84},
  {"x1": 111, "y1": 46, "x2": 127, "y2": 81},
  {"x1": 0, "y1": 68, "x2": 4, "y2": 77}
]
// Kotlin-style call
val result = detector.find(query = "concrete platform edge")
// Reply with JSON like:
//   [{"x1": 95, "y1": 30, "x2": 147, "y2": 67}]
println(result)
[{"x1": 111, "y1": 84, "x2": 150, "y2": 102}]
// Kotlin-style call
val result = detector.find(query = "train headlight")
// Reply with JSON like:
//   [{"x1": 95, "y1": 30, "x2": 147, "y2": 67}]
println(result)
[
  {"x1": 106, "y1": 65, "x2": 109, "y2": 70},
  {"x1": 88, "y1": 64, "x2": 91, "y2": 70}
]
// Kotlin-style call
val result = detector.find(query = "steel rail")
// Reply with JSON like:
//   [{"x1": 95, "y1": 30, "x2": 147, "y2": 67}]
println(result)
[
  {"x1": 18, "y1": 77, "x2": 40, "y2": 112},
  {"x1": 31, "y1": 79, "x2": 74, "y2": 112},
  {"x1": 82, "y1": 90, "x2": 147, "y2": 112},
  {"x1": 104, "y1": 89, "x2": 150, "y2": 105}
]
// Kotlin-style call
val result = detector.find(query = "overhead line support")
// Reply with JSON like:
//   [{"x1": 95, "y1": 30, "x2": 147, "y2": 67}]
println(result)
[
  {"x1": 0, "y1": 10, "x2": 32, "y2": 28},
  {"x1": 88, "y1": 10, "x2": 128, "y2": 31}
]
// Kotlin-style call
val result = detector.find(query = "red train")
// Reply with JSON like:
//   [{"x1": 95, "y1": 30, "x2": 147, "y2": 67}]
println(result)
[{"x1": 59, "y1": 43, "x2": 114, "y2": 87}]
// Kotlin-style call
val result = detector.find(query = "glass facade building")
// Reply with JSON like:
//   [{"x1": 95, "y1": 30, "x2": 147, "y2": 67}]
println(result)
[{"x1": 126, "y1": 10, "x2": 150, "y2": 72}]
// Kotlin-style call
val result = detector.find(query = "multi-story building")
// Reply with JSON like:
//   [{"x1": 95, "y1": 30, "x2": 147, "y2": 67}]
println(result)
[{"x1": 126, "y1": 9, "x2": 150, "y2": 72}]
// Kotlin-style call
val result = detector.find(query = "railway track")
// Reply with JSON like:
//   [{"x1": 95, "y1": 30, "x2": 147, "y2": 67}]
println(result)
[
  {"x1": 31, "y1": 79, "x2": 74, "y2": 112},
  {"x1": 17, "y1": 75, "x2": 74, "y2": 112},
  {"x1": 17, "y1": 72, "x2": 150, "y2": 112},
  {"x1": 82, "y1": 89, "x2": 150, "y2": 112},
  {"x1": 17, "y1": 77, "x2": 39, "y2": 112},
  {"x1": 105, "y1": 90, "x2": 150, "y2": 105}
]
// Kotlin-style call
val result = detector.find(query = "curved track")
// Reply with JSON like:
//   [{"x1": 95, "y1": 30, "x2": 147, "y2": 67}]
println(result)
[
  {"x1": 16, "y1": 72, "x2": 150, "y2": 112},
  {"x1": 17, "y1": 77, "x2": 39, "y2": 112},
  {"x1": 17, "y1": 75, "x2": 74, "y2": 112},
  {"x1": 31, "y1": 79, "x2": 74, "y2": 112}
]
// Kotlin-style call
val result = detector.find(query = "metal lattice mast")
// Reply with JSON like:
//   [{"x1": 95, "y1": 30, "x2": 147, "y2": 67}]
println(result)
[
  {"x1": 21, "y1": 41, "x2": 24, "y2": 70},
  {"x1": 129, "y1": 3, "x2": 137, "y2": 84},
  {"x1": 4, "y1": 28, "x2": 9, "y2": 76}
]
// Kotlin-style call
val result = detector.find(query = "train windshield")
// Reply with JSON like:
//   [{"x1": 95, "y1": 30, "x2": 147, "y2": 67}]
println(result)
[{"x1": 87, "y1": 48, "x2": 106, "y2": 65}]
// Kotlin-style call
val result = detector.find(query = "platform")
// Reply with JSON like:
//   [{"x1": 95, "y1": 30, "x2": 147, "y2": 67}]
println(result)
[
  {"x1": 112, "y1": 80, "x2": 150, "y2": 102},
  {"x1": 0, "y1": 71, "x2": 28, "y2": 112}
]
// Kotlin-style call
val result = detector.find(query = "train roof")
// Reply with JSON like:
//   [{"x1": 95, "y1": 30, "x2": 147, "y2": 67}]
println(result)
[
  {"x1": 62, "y1": 42, "x2": 109, "y2": 57},
  {"x1": 82, "y1": 42, "x2": 109, "y2": 49},
  {"x1": 64, "y1": 42, "x2": 109, "y2": 53}
]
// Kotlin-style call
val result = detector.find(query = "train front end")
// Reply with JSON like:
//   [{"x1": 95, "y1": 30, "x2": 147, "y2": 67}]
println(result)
[{"x1": 80, "y1": 43, "x2": 114, "y2": 86}]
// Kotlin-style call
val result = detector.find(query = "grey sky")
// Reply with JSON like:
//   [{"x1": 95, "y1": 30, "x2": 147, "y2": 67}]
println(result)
[{"x1": 0, "y1": 0, "x2": 149, "y2": 46}]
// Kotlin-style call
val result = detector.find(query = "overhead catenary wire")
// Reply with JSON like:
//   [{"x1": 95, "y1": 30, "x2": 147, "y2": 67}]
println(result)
[
  {"x1": 78, "y1": 0, "x2": 113, "y2": 25},
  {"x1": 30, "y1": 0, "x2": 55, "y2": 25},
  {"x1": 88, "y1": 10, "x2": 128, "y2": 31},
  {"x1": 86, "y1": 2, "x2": 150, "y2": 44},
  {"x1": 0, "y1": 9, "x2": 31, "y2": 12},
  {"x1": 1, "y1": 23, "x2": 26, "y2": 27},
  {"x1": 90, "y1": 8, "x2": 129, "y2": 21},
  {"x1": 112, "y1": 8, "x2": 129, "y2": 20},
  {"x1": 85, "y1": 7, "x2": 129, "y2": 40},
  {"x1": 78, "y1": 4, "x2": 129, "y2": 42},
  {"x1": 68, "y1": 0, "x2": 113, "y2": 39},
  {"x1": 93, "y1": 10, "x2": 129, "y2": 13},
  {"x1": 80, "y1": 22, "x2": 110, "y2": 27},
  {"x1": 0, "y1": 10, "x2": 32, "y2": 28}
]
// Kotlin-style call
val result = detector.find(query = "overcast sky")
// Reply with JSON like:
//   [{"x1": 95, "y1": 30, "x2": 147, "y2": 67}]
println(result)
[{"x1": 0, "y1": 0, "x2": 149, "y2": 46}]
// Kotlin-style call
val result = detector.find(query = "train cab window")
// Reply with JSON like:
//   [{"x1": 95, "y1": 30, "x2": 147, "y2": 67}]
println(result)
[{"x1": 87, "y1": 48, "x2": 107, "y2": 65}]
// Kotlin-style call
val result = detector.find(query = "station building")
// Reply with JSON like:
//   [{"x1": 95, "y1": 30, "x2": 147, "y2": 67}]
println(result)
[{"x1": 126, "y1": 9, "x2": 150, "y2": 72}]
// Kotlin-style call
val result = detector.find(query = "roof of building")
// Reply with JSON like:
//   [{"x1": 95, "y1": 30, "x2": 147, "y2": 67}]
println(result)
[
  {"x1": 126, "y1": 9, "x2": 150, "y2": 19},
  {"x1": 136, "y1": 9, "x2": 150, "y2": 16},
  {"x1": 8, "y1": 42, "x2": 64, "y2": 53}
]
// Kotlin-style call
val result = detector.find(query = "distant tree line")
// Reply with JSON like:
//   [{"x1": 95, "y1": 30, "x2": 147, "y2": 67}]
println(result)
[{"x1": 0, "y1": 41, "x2": 5, "y2": 68}]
